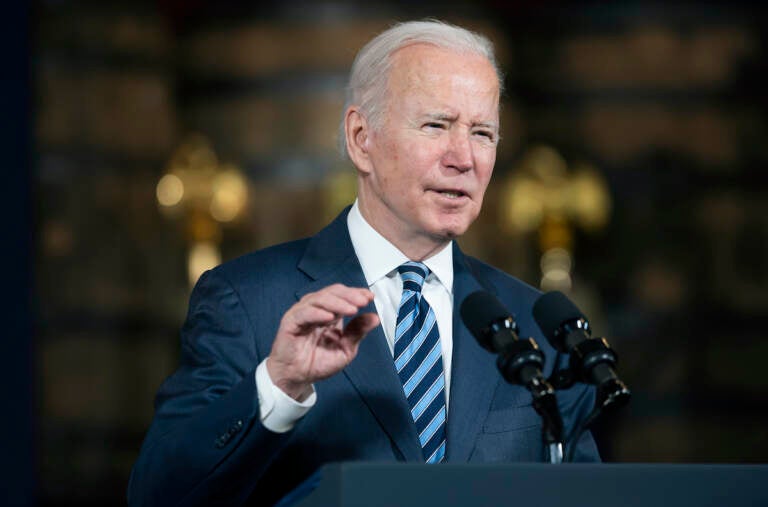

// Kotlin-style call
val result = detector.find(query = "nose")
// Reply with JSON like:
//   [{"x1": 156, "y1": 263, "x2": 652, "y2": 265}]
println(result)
[{"x1": 443, "y1": 128, "x2": 473, "y2": 172}]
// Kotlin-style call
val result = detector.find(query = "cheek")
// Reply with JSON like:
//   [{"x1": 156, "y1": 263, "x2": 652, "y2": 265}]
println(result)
[
  {"x1": 477, "y1": 151, "x2": 496, "y2": 182},
  {"x1": 401, "y1": 135, "x2": 441, "y2": 163}
]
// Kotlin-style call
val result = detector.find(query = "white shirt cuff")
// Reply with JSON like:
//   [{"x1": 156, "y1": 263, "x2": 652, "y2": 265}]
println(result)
[{"x1": 255, "y1": 359, "x2": 316, "y2": 433}]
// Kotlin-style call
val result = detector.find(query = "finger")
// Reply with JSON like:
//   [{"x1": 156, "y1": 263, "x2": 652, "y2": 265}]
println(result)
[
  {"x1": 304, "y1": 292, "x2": 364, "y2": 318},
  {"x1": 288, "y1": 305, "x2": 338, "y2": 329},
  {"x1": 342, "y1": 312, "x2": 380, "y2": 345},
  {"x1": 322, "y1": 284, "x2": 375, "y2": 308}
]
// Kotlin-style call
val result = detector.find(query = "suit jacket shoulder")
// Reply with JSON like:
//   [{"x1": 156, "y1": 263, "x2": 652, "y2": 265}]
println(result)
[
  {"x1": 461, "y1": 253, "x2": 542, "y2": 301},
  {"x1": 457, "y1": 250, "x2": 544, "y2": 342},
  {"x1": 212, "y1": 237, "x2": 310, "y2": 295}
]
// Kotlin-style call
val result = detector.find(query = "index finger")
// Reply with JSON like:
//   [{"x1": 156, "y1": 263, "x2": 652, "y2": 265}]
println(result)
[{"x1": 320, "y1": 284, "x2": 374, "y2": 308}]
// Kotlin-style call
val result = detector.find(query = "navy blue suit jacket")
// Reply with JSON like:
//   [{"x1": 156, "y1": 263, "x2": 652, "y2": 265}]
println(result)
[{"x1": 128, "y1": 208, "x2": 599, "y2": 507}]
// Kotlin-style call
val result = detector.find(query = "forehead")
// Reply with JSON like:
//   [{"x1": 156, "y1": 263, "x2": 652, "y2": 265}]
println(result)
[{"x1": 386, "y1": 44, "x2": 500, "y2": 116}]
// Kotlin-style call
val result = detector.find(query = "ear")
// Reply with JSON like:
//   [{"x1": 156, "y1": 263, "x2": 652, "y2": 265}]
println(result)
[{"x1": 344, "y1": 106, "x2": 374, "y2": 174}]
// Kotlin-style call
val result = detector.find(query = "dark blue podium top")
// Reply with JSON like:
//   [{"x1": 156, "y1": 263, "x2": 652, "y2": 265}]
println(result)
[{"x1": 293, "y1": 462, "x2": 768, "y2": 507}]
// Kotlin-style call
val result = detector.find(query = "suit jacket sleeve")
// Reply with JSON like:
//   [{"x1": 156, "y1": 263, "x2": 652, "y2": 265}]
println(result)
[{"x1": 127, "y1": 269, "x2": 289, "y2": 507}]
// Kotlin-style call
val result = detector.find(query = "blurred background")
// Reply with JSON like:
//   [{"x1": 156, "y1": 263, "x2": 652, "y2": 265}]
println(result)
[{"x1": 5, "y1": 0, "x2": 768, "y2": 505}]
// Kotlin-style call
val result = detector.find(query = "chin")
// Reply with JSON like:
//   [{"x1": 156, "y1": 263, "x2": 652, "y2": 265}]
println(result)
[
  {"x1": 430, "y1": 222, "x2": 470, "y2": 240},
  {"x1": 419, "y1": 209, "x2": 477, "y2": 242},
  {"x1": 437, "y1": 214, "x2": 475, "y2": 238}
]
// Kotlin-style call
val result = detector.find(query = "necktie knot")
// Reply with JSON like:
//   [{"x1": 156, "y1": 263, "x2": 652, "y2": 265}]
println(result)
[{"x1": 398, "y1": 261, "x2": 430, "y2": 294}]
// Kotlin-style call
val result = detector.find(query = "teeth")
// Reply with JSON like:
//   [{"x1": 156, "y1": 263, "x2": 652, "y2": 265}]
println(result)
[{"x1": 441, "y1": 191, "x2": 461, "y2": 198}]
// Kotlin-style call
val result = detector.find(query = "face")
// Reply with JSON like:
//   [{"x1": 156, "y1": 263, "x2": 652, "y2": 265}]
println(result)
[{"x1": 351, "y1": 44, "x2": 500, "y2": 259}]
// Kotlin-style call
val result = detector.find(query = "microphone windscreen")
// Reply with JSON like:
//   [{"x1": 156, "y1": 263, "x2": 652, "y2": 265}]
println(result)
[
  {"x1": 532, "y1": 291, "x2": 586, "y2": 339},
  {"x1": 460, "y1": 291, "x2": 510, "y2": 341}
]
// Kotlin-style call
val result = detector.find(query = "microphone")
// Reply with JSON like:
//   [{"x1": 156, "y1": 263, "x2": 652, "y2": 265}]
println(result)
[
  {"x1": 461, "y1": 290, "x2": 546, "y2": 388},
  {"x1": 461, "y1": 291, "x2": 564, "y2": 462},
  {"x1": 532, "y1": 291, "x2": 630, "y2": 410}
]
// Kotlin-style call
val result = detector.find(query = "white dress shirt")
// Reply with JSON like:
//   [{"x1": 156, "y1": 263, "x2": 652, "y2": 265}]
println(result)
[{"x1": 255, "y1": 201, "x2": 454, "y2": 432}]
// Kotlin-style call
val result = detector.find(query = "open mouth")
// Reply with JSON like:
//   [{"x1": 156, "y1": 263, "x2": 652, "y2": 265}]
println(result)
[{"x1": 436, "y1": 190, "x2": 466, "y2": 199}]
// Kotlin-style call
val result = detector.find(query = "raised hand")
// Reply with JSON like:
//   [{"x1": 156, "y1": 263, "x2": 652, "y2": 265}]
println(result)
[{"x1": 266, "y1": 284, "x2": 380, "y2": 401}]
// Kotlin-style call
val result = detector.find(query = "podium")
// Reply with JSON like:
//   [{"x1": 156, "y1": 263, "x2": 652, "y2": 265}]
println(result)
[{"x1": 293, "y1": 462, "x2": 768, "y2": 507}]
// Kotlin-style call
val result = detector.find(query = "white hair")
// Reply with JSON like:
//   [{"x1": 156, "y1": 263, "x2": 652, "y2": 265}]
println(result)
[{"x1": 339, "y1": 19, "x2": 503, "y2": 158}]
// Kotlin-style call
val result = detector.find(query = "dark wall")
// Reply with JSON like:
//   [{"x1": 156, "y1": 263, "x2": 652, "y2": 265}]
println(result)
[{"x1": 2, "y1": 2, "x2": 35, "y2": 506}]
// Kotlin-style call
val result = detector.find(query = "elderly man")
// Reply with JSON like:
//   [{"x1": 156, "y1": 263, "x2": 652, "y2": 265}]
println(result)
[{"x1": 128, "y1": 19, "x2": 599, "y2": 507}]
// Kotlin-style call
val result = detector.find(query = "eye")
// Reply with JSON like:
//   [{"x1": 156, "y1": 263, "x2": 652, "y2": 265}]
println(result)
[
  {"x1": 423, "y1": 122, "x2": 446, "y2": 130},
  {"x1": 473, "y1": 129, "x2": 496, "y2": 142}
]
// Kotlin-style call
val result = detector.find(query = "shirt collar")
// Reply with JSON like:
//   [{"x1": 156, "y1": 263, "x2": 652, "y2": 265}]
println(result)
[{"x1": 347, "y1": 200, "x2": 454, "y2": 294}]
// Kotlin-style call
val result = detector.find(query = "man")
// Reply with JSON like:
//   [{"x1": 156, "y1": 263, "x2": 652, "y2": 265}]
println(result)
[{"x1": 128, "y1": 19, "x2": 599, "y2": 507}]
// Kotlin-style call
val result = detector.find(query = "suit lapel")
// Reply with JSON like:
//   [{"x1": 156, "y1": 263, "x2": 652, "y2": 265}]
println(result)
[
  {"x1": 445, "y1": 245, "x2": 501, "y2": 462},
  {"x1": 296, "y1": 209, "x2": 423, "y2": 462}
]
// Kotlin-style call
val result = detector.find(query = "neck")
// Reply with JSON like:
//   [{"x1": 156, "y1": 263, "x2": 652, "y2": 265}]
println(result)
[
  {"x1": 356, "y1": 197, "x2": 451, "y2": 262},
  {"x1": 403, "y1": 239, "x2": 451, "y2": 263}
]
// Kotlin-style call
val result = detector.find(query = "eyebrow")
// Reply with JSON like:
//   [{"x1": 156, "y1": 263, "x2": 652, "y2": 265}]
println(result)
[
  {"x1": 423, "y1": 112, "x2": 456, "y2": 122},
  {"x1": 474, "y1": 121, "x2": 499, "y2": 131}
]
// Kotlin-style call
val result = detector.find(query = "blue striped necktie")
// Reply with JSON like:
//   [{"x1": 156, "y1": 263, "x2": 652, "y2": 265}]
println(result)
[{"x1": 394, "y1": 261, "x2": 447, "y2": 464}]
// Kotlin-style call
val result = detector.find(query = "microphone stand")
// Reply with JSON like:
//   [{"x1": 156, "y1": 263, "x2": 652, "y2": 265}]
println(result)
[
  {"x1": 496, "y1": 339, "x2": 564, "y2": 464},
  {"x1": 529, "y1": 376, "x2": 564, "y2": 464},
  {"x1": 459, "y1": 292, "x2": 567, "y2": 464},
  {"x1": 549, "y1": 360, "x2": 629, "y2": 462},
  {"x1": 532, "y1": 293, "x2": 631, "y2": 461}
]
